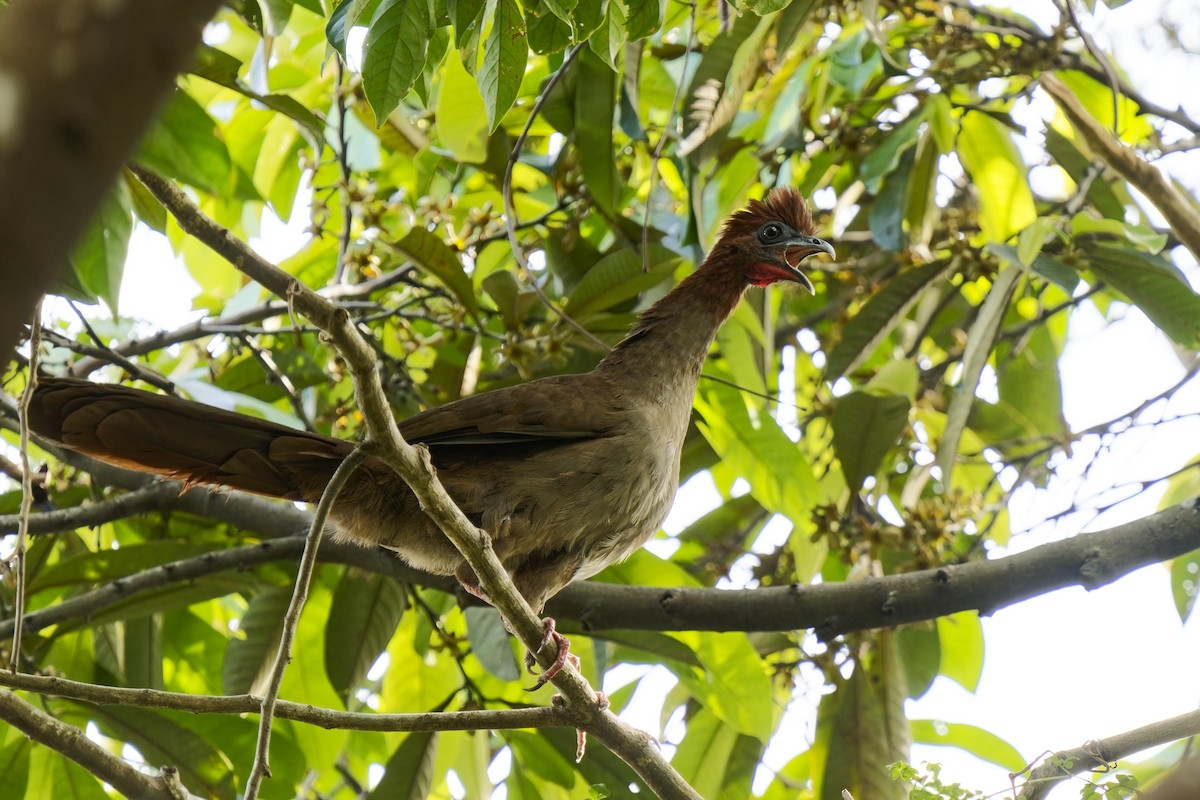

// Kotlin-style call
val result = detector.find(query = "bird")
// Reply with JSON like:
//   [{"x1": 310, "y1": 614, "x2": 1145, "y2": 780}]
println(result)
[{"x1": 28, "y1": 187, "x2": 833, "y2": 683}]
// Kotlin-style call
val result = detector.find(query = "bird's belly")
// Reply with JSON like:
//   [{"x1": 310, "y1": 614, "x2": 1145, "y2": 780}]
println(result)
[{"x1": 447, "y1": 431, "x2": 680, "y2": 565}]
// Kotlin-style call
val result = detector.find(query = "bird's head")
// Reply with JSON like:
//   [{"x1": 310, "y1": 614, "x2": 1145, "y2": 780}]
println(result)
[{"x1": 714, "y1": 187, "x2": 834, "y2": 293}]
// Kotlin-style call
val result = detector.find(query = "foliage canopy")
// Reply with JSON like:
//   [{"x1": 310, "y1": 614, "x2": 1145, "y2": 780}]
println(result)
[{"x1": 2, "y1": 0, "x2": 1199, "y2": 798}]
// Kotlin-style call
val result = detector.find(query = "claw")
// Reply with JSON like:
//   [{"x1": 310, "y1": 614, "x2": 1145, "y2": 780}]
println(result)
[{"x1": 526, "y1": 617, "x2": 578, "y2": 690}]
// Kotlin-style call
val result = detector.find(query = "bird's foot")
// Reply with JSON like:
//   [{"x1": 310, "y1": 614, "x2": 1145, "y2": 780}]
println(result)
[{"x1": 525, "y1": 617, "x2": 578, "y2": 690}]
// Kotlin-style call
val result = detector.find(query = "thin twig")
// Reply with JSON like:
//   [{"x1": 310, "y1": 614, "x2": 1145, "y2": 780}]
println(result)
[
  {"x1": 10, "y1": 297, "x2": 41, "y2": 673},
  {"x1": 0, "y1": 670, "x2": 570, "y2": 731},
  {"x1": 333, "y1": 59, "x2": 354, "y2": 285},
  {"x1": 642, "y1": 0, "x2": 697, "y2": 271},
  {"x1": 501, "y1": 44, "x2": 608, "y2": 351},
  {"x1": 244, "y1": 447, "x2": 366, "y2": 800}
]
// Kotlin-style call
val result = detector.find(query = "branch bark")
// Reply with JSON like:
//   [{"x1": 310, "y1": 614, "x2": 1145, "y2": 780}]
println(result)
[
  {"x1": 1041, "y1": 72, "x2": 1200, "y2": 261},
  {"x1": 0, "y1": 690, "x2": 179, "y2": 799},
  {"x1": 1018, "y1": 708, "x2": 1200, "y2": 799},
  {"x1": 3, "y1": 473, "x2": 1196, "y2": 644},
  {"x1": 0, "y1": 0, "x2": 222, "y2": 354}
]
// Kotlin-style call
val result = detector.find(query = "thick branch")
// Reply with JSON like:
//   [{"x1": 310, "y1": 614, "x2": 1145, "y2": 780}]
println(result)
[
  {"x1": 546, "y1": 498, "x2": 1200, "y2": 637},
  {"x1": 1018, "y1": 708, "x2": 1200, "y2": 799},
  {"x1": 0, "y1": 0, "x2": 222, "y2": 354},
  {"x1": 4, "y1": 482, "x2": 1196, "y2": 644},
  {"x1": 0, "y1": 690, "x2": 178, "y2": 799}
]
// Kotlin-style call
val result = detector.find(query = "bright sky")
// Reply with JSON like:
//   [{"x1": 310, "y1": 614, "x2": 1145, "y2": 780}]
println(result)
[{"x1": 104, "y1": 1, "x2": 1200, "y2": 797}]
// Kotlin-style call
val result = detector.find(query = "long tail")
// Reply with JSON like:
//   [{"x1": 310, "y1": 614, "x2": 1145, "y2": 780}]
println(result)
[{"x1": 27, "y1": 377, "x2": 351, "y2": 501}]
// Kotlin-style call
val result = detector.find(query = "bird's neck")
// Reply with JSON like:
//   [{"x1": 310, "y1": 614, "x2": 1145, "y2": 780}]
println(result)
[{"x1": 596, "y1": 254, "x2": 748, "y2": 401}]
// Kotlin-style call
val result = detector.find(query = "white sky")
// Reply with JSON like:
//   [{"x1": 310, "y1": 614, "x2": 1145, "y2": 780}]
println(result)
[{"x1": 103, "y1": 1, "x2": 1200, "y2": 797}]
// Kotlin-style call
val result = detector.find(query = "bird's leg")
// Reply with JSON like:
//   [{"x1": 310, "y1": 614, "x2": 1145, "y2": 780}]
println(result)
[
  {"x1": 525, "y1": 617, "x2": 579, "y2": 689},
  {"x1": 454, "y1": 572, "x2": 577, "y2": 688}
]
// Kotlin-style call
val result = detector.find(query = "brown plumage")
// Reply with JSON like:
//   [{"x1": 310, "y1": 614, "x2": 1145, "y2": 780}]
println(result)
[{"x1": 30, "y1": 188, "x2": 833, "y2": 620}]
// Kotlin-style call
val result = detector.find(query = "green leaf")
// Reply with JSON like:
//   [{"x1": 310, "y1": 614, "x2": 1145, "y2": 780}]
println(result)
[
  {"x1": 0, "y1": 738, "x2": 30, "y2": 800},
  {"x1": 675, "y1": 630, "x2": 774, "y2": 740},
  {"x1": 222, "y1": 587, "x2": 290, "y2": 695},
  {"x1": 825, "y1": 259, "x2": 956, "y2": 378},
  {"x1": 393, "y1": 226, "x2": 481, "y2": 318},
  {"x1": 527, "y1": 0, "x2": 573, "y2": 54},
  {"x1": 939, "y1": 265, "x2": 1024, "y2": 485},
  {"x1": 869, "y1": 147, "x2": 913, "y2": 251},
  {"x1": 811, "y1": 657, "x2": 907, "y2": 800},
  {"x1": 671, "y1": 706, "x2": 760, "y2": 799},
  {"x1": 361, "y1": 0, "x2": 434, "y2": 126},
  {"x1": 1170, "y1": 550, "x2": 1200, "y2": 624},
  {"x1": 67, "y1": 179, "x2": 132, "y2": 311},
  {"x1": 587, "y1": 0, "x2": 627, "y2": 69},
  {"x1": 87, "y1": 705, "x2": 236, "y2": 798},
  {"x1": 694, "y1": 381, "x2": 824, "y2": 576},
  {"x1": 135, "y1": 90, "x2": 234, "y2": 196},
  {"x1": 449, "y1": 0, "x2": 486, "y2": 52},
  {"x1": 565, "y1": 243, "x2": 679, "y2": 318},
  {"x1": 326, "y1": 0, "x2": 376, "y2": 58},
  {"x1": 464, "y1": 605, "x2": 520, "y2": 680},
  {"x1": 1071, "y1": 213, "x2": 1168, "y2": 253},
  {"x1": 259, "y1": 0, "x2": 294, "y2": 36},
  {"x1": 478, "y1": 0, "x2": 527, "y2": 130},
  {"x1": 957, "y1": 111, "x2": 1035, "y2": 242},
  {"x1": 436, "y1": 47, "x2": 489, "y2": 162},
  {"x1": 507, "y1": 730, "x2": 578, "y2": 788},
  {"x1": 482, "y1": 270, "x2": 540, "y2": 329},
  {"x1": 624, "y1": 0, "x2": 663, "y2": 39},
  {"x1": 911, "y1": 720, "x2": 1026, "y2": 772},
  {"x1": 860, "y1": 113, "x2": 923, "y2": 193},
  {"x1": 188, "y1": 44, "x2": 243, "y2": 86},
  {"x1": 1086, "y1": 244, "x2": 1200, "y2": 348},
  {"x1": 937, "y1": 611, "x2": 984, "y2": 692},
  {"x1": 575, "y1": 49, "x2": 619, "y2": 211},
  {"x1": 1043, "y1": 124, "x2": 1127, "y2": 219},
  {"x1": 895, "y1": 623, "x2": 939, "y2": 698},
  {"x1": 1017, "y1": 215, "x2": 1060, "y2": 266},
  {"x1": 369, "y1": 732, "x2": 437, "y2": 799},
  {"x1": 832, "y1": 390, "x2": 911, "y2": 494},
  {"x1": 325, "y1": 569, "x2": 408, "y2": 703},
  {"x1": 994, "y1": 321, "x2": 1066, "y2": 439}
]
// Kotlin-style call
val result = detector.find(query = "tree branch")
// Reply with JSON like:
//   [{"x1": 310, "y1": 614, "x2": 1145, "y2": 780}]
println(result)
[
  {"x1": 0, "y1": 690, "x2": 178, "y2": 799},
  {"x1": 125, "y1": 165, "x2": 704, "y2": 800},
  {"x1": 245, "y1": 449, "x2": 366, "y2": 800},
  {"x1": 4, "y1": 479, "x2": 1196, "y2": 647},
  {"x1": 1041, "y1": 72, "x2": 1200, "y2": 261},
  {"x1": 1018, "y1": 708, "x2": 1200, "y2": 799},
  {"x1": 546, "y1": 497, "x2": 1200, "y2": 637},
  {"x1": 0, "y1": 0, "x2": 222, "y2": 354},
  {"x1": 0, "y1": 671, "x2": 571, "y2": 733}
]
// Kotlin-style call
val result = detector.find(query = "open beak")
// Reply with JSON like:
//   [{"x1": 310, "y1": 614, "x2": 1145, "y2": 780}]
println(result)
[{"x1": 775, "y1": 235, "x2": 835, "y2": 294}]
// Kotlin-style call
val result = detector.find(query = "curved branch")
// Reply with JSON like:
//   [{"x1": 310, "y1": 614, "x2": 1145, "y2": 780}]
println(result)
[
  {"x1": 0, "y1": 690, "x2": 178, "y2": 799},
  {"x1": 1018, "y1": 708, "x2": 1200, "y2": 799}
]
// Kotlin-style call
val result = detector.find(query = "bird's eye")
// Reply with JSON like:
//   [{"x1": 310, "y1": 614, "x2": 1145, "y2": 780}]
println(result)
[{"x1": 759, "y1": 223, "x2": 784, "y2": 242}]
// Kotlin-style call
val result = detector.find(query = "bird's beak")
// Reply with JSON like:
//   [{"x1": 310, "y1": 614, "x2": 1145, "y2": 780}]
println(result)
[{"x1": 774, "y1": 235, "x2": 835, "y2": 294}]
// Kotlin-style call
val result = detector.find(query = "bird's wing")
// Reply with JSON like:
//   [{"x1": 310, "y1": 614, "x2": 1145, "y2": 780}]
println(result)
[{"x1": 399, "y1": 373, "x2": 622, "y2": 446}]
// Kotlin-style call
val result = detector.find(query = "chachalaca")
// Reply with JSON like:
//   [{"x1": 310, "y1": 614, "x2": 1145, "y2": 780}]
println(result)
[{"x1": 28, "y1": 187, "x2": 833, "y2": 682}]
